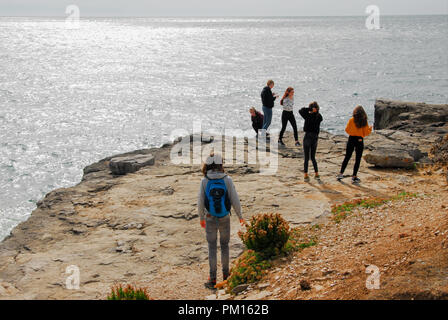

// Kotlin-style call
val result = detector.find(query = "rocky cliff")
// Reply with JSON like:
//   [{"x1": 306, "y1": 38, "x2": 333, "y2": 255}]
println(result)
[
  {"x1": 364, "y1": 99, "x2": 448, "y2": 168},
  {"x1": 0, "y1": 100, "x2": 447, "y2": 300},
  {"x1": 374, "y1": 99, "x2": 448, "y2": 134}
]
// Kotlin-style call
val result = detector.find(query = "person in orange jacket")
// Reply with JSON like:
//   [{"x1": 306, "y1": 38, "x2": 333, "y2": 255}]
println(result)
[{"x1": 337, "y1": 106, "x2": 372, "y2": 184}]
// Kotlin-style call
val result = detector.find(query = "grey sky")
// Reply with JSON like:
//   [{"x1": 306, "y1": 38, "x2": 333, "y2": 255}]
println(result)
[{"x1": 1, "y1": 0, "x2": 447, "y2": 16}]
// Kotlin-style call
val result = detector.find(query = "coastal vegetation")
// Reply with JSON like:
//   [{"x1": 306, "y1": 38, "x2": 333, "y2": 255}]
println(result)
[
  {"x1": 107, "y1": 284, "x2": 152, "y2": 300},
  {"x1": 331, "y1": 192, "x2": 420, "y2": 223},
  {"x1": 224, "y1": 213, "x2": 317, "y2": 292},
  {"x1": 225, "y1": 191, "x2": 424, "y2": 295}
]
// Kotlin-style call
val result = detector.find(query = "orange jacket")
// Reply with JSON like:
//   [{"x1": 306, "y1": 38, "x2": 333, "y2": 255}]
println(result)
[{"x1": 345, "y1": 117, "x2": 372, "y2": 138}]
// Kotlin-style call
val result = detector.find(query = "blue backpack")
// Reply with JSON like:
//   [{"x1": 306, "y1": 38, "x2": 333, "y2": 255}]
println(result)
[{"x1": 204, "y1": 176, "x2": 231, "y2": 218}]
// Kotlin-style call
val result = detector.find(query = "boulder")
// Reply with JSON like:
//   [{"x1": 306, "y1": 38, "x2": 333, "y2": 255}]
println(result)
[
  {"x1": 364, "y1": 149, "x2": 415, "y2": 169},
  {"x1": 109, "y1": 154, "x2": 155, "y2": 175},
  {"x1": 83, "y1": 149, "x2": 154, "y2": 181},
  {"x1": 364, "y1": 131, "x2": 428, "y2": 168}
]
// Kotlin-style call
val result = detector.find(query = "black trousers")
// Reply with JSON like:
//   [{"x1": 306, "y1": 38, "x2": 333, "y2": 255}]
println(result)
[
  {"x1": 252, "y1": 123, "x2": 262, "y2": 134},
  {"x1": 279, "y1": 110, "x2": 298, "y2": 141},
  {"x1": 340, "y1": 136, "x2": 364, "y2": 176},
  {"x1": 303, "y1": 132, "x2": 319, "y2": 174}
]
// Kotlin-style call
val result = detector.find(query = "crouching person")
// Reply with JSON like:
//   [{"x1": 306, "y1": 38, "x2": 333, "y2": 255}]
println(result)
[
  {"x1": 198, "y1": 153, "x2": 245, "y2": 290},
  {"x1": 249, "y1": 107, "x2": 264, "y2": 135}
]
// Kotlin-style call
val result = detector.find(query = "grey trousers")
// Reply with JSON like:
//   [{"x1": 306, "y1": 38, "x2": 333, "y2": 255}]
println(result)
[{"x1": 205, "y1": 214, "x2": 231, "y2": 280}]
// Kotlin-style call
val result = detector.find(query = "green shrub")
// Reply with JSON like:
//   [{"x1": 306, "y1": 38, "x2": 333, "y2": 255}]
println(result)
[
  {"x1": 107, "y1": 284, "x2": 152, "y2": 300},
  {"x1": 226, "y1": 250, "x2": 271, "y2": 291},
  {"x1": 238, "y1": 213, "x2": 291, "y2": 259}
]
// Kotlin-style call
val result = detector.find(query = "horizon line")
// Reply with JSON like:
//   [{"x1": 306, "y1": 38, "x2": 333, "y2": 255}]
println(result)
[{"x1": 1, "y1": 13, "x2": 447, "y2": 18}]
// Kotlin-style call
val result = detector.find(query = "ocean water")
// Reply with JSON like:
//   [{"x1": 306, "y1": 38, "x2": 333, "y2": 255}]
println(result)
[{"x1": 0, "y1": 16, "x2": 447, "y2": 240}]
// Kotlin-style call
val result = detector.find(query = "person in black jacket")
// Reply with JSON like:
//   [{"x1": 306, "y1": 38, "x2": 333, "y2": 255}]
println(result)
[
  {"x1": 260, "y1": 80, "x2": 278, "y2": 132},
  {"x1": 249, "y1": 107, "x2": 264, "y2": 135},
  {"x1": 299, "y1": 101, "x2": 323, "y2": 182}
]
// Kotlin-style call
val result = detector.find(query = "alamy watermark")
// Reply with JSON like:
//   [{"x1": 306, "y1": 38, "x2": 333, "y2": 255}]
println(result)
[
  {"x1": 365, "y1": 265, "x2": 380, "y2": 290},
  {"x1": 65, "y1": 265, "x2": 80, "y2": 290},
  {"x1": 65, "y1": 5, "x2": 80, "y2": 29},
  {"x1": 169, "y1": 121, "x2": 279, "y2": 175},
  {"x1": 365, "y1": 5, "x2": 380, "y2": 30}
]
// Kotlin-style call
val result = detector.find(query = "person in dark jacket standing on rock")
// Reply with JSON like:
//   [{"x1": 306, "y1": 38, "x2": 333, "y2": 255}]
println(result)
[
  {"x1": 261, "y1": 80, "x2": 278, "y2": 133},
  {"x1": 299, "y1": 101, "x2": 323, "y2": 182},
  {"x1": 198, "y1": 153, "x2": 245, "y2": 290},
  {"x1": 249, "y1": 107, "x2": 264, "y2": 135},
  {"x1": 337, "y1": 106, "x2": 372, "y2": 184}
]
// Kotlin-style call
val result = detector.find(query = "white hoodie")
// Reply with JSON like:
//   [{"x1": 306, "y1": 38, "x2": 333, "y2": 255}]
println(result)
[{"x1": 197, "y1": 170, "x2": 243, "y2": 222}]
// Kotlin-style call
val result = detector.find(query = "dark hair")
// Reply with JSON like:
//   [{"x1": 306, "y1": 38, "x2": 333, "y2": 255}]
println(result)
[
  {"x1": 309, "y1": 101, "x2": 320, "y2": 112},
  {"x1": 280, "y1": 87, "x2": 294, "y2": 106},
  {"x1": 353, "y1": 105, "x2": 368, "y2": 128},
  {"x1": 201, "y1": 154, "x2": 224, "y2": 176}
]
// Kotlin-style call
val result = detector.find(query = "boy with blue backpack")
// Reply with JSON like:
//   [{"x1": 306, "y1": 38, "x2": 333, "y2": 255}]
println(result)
[{"x1": 198, "y1": 153, "x2": 245, "y2": 290}]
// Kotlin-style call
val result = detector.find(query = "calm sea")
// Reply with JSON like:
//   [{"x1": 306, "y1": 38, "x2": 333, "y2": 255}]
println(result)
[{"x1": 0, "y1": 15, "x2": 447, "y2": 240}]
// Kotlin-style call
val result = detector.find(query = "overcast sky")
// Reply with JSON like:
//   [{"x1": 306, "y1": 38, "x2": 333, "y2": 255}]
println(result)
[{"x1": 1, "y1": 0, "x2": 447, "y2": 16}]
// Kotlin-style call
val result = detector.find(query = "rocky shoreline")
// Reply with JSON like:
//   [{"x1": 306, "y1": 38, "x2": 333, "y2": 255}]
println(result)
[{"x1": 0, "y1": 99, "x2": 447, "y2": 299}]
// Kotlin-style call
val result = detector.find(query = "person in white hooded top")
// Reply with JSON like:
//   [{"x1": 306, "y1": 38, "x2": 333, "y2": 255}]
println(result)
[
  {"x1": 278, "y1": 87, "x2": 300, "y2": 147},
  {"x1": 198, "y1": 153, "x2": 245, "y2": 290}
]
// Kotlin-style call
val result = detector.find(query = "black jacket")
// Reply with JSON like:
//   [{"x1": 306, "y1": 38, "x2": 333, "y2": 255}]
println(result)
[
  {"x1": 261, "y1": 86, "x2": 276, "y2": 109},
  {"x1": 299, "y1": 107, "x2": 323, "y2": 134},
  {"x1": 251, "y1": 111, "x2": 264, "y2": 131}
]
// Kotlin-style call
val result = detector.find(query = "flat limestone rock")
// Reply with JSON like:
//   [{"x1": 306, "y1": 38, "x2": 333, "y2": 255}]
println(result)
[
  {"x1": 2, "y1": 99, "x2": 446, "y2": 300},
  {"x1": 109, "y1": 154, "x2": 155, "y2": 175},
  {"x1": 244, "y1": 290, "x2": 272, "y2": 300},
  {"x1": 0, "y1": 282, "x2": 19, "y2": 296}
]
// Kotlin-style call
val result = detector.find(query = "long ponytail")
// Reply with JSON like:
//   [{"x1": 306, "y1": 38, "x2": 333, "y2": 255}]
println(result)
[{"x1": 280, "y1": 87, "x2": 294, "y2": 106}]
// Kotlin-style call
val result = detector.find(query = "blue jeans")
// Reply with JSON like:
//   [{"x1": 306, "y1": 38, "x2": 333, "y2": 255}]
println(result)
[{"x1": 262, "y1": 106, "x2": 273, "y2": 131}]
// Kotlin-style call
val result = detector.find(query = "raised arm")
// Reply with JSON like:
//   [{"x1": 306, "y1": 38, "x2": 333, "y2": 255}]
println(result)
[
  {"x1": 299, "y1": 107, "x2": 309, "y2": 119},
  {"x1": 318, "y1": 113, "x2": 323, "y2": 124}
]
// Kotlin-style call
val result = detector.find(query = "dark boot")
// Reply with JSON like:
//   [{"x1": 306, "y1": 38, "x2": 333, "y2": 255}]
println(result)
[{"x1": 204, "y1": 278, "x2": 217, "y2": 290}]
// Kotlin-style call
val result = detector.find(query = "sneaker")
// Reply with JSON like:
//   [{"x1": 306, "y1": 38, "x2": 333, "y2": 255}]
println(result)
[
  {"x1": 295, "y1": 141, "x2": 301, "y2": 147},
  {"x1": 278, "y1": 140, "x2": 285, "y2": 146},
  {"x1": 315, "y1": 174, "x2": 321, "y2": 180},
  {"x1": 352, "y1": 177, "x2": 361, "y2": 184},
  {"x1": 337, "y1": 174, "x2": 344, "y2": 181},
  {"x1": 204, "y1": 278, "x2": 217, "y2": 290},
  {"x1": 304, "y1": 175, "x2": 310, "y2": 182}
]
